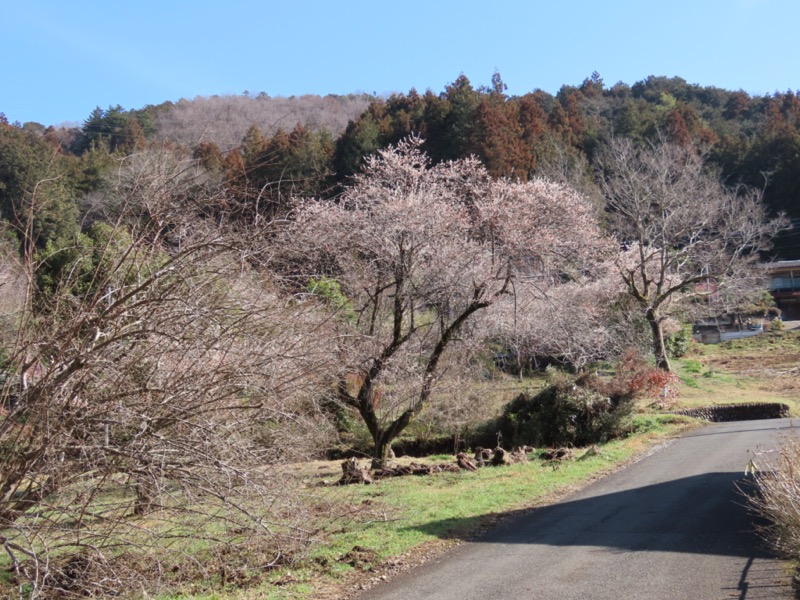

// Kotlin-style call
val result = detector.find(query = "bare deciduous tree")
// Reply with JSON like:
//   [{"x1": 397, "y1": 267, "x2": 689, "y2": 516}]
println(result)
[
  {"x1": 281, "y1": 138, "x2": 608, "y2": 466},
  {"x1": 596, "y1": 138, "x2": 788, "y2": 371},
  {"x1": 0, "y1": 151, "x2": 338, "y2": 598},
  {"x1": 155, "y1": 93, "x2": 371, "y2": 151}
]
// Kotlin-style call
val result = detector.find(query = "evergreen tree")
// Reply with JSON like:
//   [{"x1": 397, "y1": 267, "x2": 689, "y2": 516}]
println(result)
[{"x1": 0, "y1": 121, "x2": 80, "y2": 251}]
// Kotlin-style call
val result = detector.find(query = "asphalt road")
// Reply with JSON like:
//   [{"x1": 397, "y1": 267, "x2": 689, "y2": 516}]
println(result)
[{"x1": 361, "y1": 419, "x2": 800, "y2": 600}]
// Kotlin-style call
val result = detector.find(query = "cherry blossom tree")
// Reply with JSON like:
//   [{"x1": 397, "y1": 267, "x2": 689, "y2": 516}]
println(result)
[
  {"x1": 596, "y1": 138, "x2": 788, "y2": 371},
  {"x1": 282, "y1": 138, "x2": 608, "y2": 465}
]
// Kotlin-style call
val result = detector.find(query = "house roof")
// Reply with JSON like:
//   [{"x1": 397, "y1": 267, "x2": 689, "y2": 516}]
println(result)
[{"x1": 765, "y1": 260, "x2": 800, "y2": 271}]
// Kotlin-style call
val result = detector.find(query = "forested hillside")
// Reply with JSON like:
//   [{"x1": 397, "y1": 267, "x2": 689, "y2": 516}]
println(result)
[
  {"x1": 329, "y1": 72, "x2": 800, "y2": 257},
  {"x1": 5, "y1": 72, "x2": 799, "y2": 255}
]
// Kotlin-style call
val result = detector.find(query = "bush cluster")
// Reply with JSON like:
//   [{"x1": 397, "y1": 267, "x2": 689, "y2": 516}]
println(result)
[
  {"x1": 488, "y1": 352, "x2": 681, "y2": 448},
  {"x1": 494, "y1": 370, "x2": 635, "y2": 448}
]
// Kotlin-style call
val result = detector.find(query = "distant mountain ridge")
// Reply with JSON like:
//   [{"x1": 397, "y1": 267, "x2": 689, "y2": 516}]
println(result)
[{"x1": 152, "y1": 93, "x2": 373, "y2": 151}]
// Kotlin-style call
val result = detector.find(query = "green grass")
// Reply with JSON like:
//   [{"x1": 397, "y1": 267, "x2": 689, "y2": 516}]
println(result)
[
  {"x1": 628, "y1": 413, "x2": 697, "y2": 434},
  {"x1": 682, "y1": 359, "x2": 703, "y2": 374}
]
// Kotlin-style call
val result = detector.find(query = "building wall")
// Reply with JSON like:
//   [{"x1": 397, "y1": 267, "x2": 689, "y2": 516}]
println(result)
[{"x1": 693, "y1": 327, "x2": 764, "y2": 344}]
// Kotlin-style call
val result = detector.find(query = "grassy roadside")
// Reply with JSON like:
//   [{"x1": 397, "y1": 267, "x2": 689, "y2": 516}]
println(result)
[
  {"x1": 219, "y1": 332, "x2": 800, "y2": 599},
  {"x1": 166, "y1": 414, "x2": 699, "y2": 599}
]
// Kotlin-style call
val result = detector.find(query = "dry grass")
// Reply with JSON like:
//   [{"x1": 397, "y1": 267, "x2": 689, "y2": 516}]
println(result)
[
  {"x1": 664, "y1": 331, "x2": 800, "y2": 413},
  {"x1": 748, "y1": 435, "x2": 800, "y2": 561}
]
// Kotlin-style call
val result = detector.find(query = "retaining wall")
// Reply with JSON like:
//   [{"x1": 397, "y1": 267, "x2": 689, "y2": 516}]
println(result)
[{"x1": 671, "y1": 403, "x2": 790, "y2": 422}]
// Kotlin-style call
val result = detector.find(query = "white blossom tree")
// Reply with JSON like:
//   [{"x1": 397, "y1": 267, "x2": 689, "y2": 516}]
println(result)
[{"x1": 282, "y1": 138, "x2": 609, "y2": 465}]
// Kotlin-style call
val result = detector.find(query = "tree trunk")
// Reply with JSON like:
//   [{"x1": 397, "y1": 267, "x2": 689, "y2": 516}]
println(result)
[
  {"x1": 133, "y1": 477, "x2": 155, "y2": 515},
  {"x1": 370, "y1": 433, "x2": 395, "y2": 470},
  {"x1": 355, "y1": 299, "x2": 491, "y2": 470},
  {"x1": 646, "y1": 308, "x2": 671, "y2": 372}
]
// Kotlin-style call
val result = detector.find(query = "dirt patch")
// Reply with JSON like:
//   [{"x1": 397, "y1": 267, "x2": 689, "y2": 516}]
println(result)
[
  {"x1": 723, "y1": 354, "x2": 800, "y2": 372},
  {"x1": 338, "y1": 546, "x2": 380, "y2": 571}
]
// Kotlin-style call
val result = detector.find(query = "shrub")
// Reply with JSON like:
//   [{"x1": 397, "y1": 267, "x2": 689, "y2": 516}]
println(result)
[
  {"x1": 769, "y1": 317, "x2": 785, "y2": 332},
  {"x1": 495, "y1": 370, "x2": 634, "y2": 448},
  {"x1": 665, "y1": 324, "x2": 693, "y2": 358},
  {"x1": 306, "y1": 275, "x2": 355, "y2": 322},
  {"x1": 601, "y1": 350, "x2": 680, "y2": 406}
]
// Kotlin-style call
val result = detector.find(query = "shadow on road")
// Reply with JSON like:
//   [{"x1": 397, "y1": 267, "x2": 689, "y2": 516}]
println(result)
[{"x1": 406, "y1": 471, "x2": 775, "y2": 559}]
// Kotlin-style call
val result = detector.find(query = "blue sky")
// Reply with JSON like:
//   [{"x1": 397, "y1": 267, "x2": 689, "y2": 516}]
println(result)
[{"x1": 2, "y1": 0, "x2": 798, "y2": 127}]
